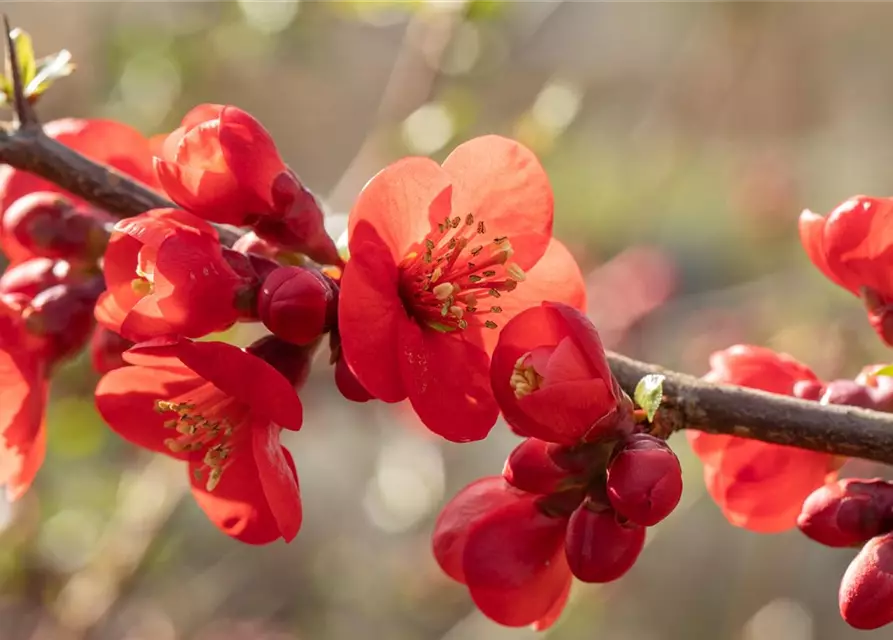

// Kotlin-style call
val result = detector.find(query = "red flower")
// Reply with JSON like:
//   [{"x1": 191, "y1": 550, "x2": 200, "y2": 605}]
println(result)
[
  {"x1": 490, "y1": 302, "x2": 624, "y2": 444},
  {"x1": 0, "y1": 118, "x2": 159, "y2": 263},
  {"x1": 432, "y1": 476, "x2": 572, "y2": 628},
  {"x1": 95, "y1": 338, "x2": 303, "y2": 544},
  {"x1": 688, "y1": 345, "x2": 839, "y2": 533},
  {"x1": 800, "y1": 196, "x2": 893, "y2": 345},
  {"x1": 339, "y1": 136, "x2": 586, "y2": 441},
  {"x1": 154, "y1": 105, "x2": 338, "y2": 265},
  {"x1": 95, "y1": 208, "x2": 252, "y2": 341},
  {"x1": 0, "y1": 299, "x2": 47, "y2": 501}
]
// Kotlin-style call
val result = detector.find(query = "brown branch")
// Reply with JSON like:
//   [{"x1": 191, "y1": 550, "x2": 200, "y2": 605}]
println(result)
[{"x1": 608, "y1": 351, "x2": 893, "y2": 466}]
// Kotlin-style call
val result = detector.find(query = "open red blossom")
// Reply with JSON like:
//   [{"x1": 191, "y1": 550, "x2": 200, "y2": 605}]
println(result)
[
  {"x1": 800, "y1": 196, "x2": 893, "y2": 345},
  {"x1": 0, "y1": 300, "x2": 48, "y2": 502},
  {"x1": 688, "y1": 345, "x2": 840, "y2": 533},
  {"x1": 0, "y1": 118, "x2": 159, "y2": 264},
  {"x1": 432, "y1": 477, "x2": 572, "y2": 628},
  {"x1": 95, "y1": 208, "x2": 251, "y2": 341},
  {"x1": 491, "y1": 302, "x2": 624, "y2": 445},
  {"x1": 95, "y1": 338, "x2": 303, "y2": 544},
  {"x1": 840, "y1": 531, "x2": 893, "y2": 630},
  {"x1": 339, "y1": 136, "x2": 586, "y2": 441},
  {"x1": 154, "y1": 105, "x2": 338, "y2": 265}
]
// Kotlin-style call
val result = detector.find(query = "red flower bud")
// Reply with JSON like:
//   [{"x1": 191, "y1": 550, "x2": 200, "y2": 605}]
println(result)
[
  {"x1": 839, "y1": 531, "x2": 893, "y2": 630},
  {"x1": 2, "y1": 192, "x2": 108, "y2": 262},
  {"x1": 0, "y1": 258, "x2": 76, "y2": 297},
  {"x1": 232, "y1": 230, "x2": 304, "y2": 266},
  {"x1": 503, "y1": 438, "x2": 572, "y2": 495},
  {"x1": 606, "y1": 434, "x2": 682, "y2": 526},
  {"x1": 258, "y1": 266, "x2": 337, "y2": 346},
  {"x1": 23, "y1": 276, "x2": 104, "y2": 365},
  {"x1": 793, "y1": 379, "x2": 825, "y2": 401},
  {"x1": 798, "y1": 479, "x2": 893, "y2": 547},
  {"x1": 89, "y1": 327, "x2": 134, "y2": 374},
  {"x1": 565, "y1": 503, "x2": 646, "y2": 583},
  {"x1": 821, "y1": 380, "x2": 876, "y2": 410},
  {"x1": 246, "y1": 335, "x2": 319, "y2": 391}
]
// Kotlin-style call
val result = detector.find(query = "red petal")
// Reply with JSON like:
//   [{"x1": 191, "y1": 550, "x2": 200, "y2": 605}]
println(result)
[
  {"x1": 432, "y1": 476, "x2": 519, "y2": 583},
  {"x1": 517, "y1": 379, "x2": 616, "y2": 444},
  {"x1": 348, "y1": 157, "x2": 452, "y2": 262},
  {"x1": 180, "y1": 104, "x2": 225, "y2": 130},
  {"x1": 441, "y1": 136, "x2": 553, "y2": 270},
  {"x1": 218, "y1": 107, "x2": 287, "y2": 212},
  {"x1": 338, "y1": 222, "x2": 407, "y2": 403},
  {"x1": 399, "y1": 322, "x2": 498, "y2": 442},
  {"x1": 0, "y1": 349, "x2": 47, "y2": 501},
  {"x1": 252, "y1": 426, "x2": 302, "y2": 542},
  {"x1": 531, "y1": 576, "x2": 572, "y2": 631},
  {"x1": 95, "y1": 365, "x2": 201, "y2": 459},
  {"x1": 462, "y1": 494, "x2": 570, "y2": 627},
  {"x1": 154, "y1": 159, "x2": 248, "y2": 227},
  {"x1": 822, "y1": 196, "x2": 893, "y2": 295},
  {"x1": 189, "y1": 435, "x2": 299, "y2": 545},
  {"x1": 471, "y1": 239, "x2": 586, "y2": 356},
  {"x1": 799, "y1": 210, "x2": 846, "y2": 290},
  {"x1": 127, "y1": 340, "x2": 303, "y2": 431}
]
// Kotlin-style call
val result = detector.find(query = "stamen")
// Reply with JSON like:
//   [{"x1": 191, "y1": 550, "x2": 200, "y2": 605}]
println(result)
[
  {"x1": 490, "y1": 306, "x2": 502, "y2": 313},
  {"x1": 484, "y1": 320, "x2": 498, "y2": 329},
  {"x1": 506, "y1": 263, "x2": 527, "y2": 282},
  {"x1": 131, "y1": 277, "x2": 153, "y2": 296},
  {"x1": 489, "y1": 289, "x2": 501, "y2": 298},
  {"x1": 470, "y1": 246, "x2": 483, "y2": 257},
  {"x1": 433, "y1": 282, "x2": 455, "y2": 300},
  {"x1": 477, "y1": 221, "x2": 486, "y2": 235},
  {"x1": 450, "y1": 306, "x2": 464, "y2": 318},
  {"x1": 511, "y1": 353, "x2": 544, "y2": 398},
  {"x1": 430, "y1": 266, "x2": 443, "y2": 283},
  {"x1": 465, "y1": 214, "x2": 474, "y2": 226}
]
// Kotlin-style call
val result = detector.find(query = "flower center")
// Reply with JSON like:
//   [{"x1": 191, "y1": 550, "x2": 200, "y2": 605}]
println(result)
[
  {"x1": 398, "y1": 214, "x2": 526, "y2": 332},
  {"x1": 510, "y1": 352, "x2": 544, "y2": 398},
  {"x1": 154, "y1": 381, "x2": 248, "y2": 491}
]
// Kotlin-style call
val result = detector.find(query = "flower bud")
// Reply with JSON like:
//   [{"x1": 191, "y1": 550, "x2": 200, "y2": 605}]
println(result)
[
  {"x1": 798, "y1": 479, "x2": 893, "y2": 547},
  {"x1": 0, "y1": 258, "x2": 75, "y2": 297},
  {"x1": 3, "y1": 192, "x2": 108, "y2": 262},
  {"x1": 839, "y1": 531, "x2": 893, "y2": 630},
  {"x1": 793, "y1": 379, "x2": 825, "y2": 401},
  {"x1": 503, "y1": 438, "x2": 572, "y2": 495},
  {"x1": 606, "y1": 434, "x2": 682, "y2": 526},
  {"x1": 89, "y1": 326, "x2": 134, "y2": 374},
  {"x1": 565, "y1": 503, "x2": 645, "y2": 583},
  {"x1": 258, "y1": 266, "x2": 337, "y2": 346},
  {"x1": 246, "y1": 335, "x2": 319, "y2": 391},
  {"x1": 232, "y1": 230, "x2": 304, "y2": 266},
  {"x1": 23, "y1": 276, "x2": 104, "y2": 365},
  {"x1": 821, "y1": 380, "x2": 876, "y2": 410}
]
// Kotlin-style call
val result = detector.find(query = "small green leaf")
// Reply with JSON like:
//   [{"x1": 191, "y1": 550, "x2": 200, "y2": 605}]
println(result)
[
  {"x1": 10, "y1": 28, "x2": 37, "y2": 87},
  {"x1": 872, "y1": 365, "x2": 893, "y2": 378},
  {"x1": 634, "y1": 374, "x2": 665, "y2": 422}
]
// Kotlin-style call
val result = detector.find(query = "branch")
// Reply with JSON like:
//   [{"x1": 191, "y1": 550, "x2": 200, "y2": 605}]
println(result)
[{"x1": 608, "y1": 351, "x2": 893, "y2": 466}]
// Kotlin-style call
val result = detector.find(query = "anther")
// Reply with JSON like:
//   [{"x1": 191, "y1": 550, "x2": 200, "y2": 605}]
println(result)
[
  {"x1": 451, "y1": 216, "x2": 461, "y2": 228},
  {"x1": 490, "y1": 306, "x2": 502, "y2": 313},
  {"x1": 489, "y1": 289, "x2": 501, "y2": 298},
  {"x1": 450, "y1": 306, "x2": 464, "y2": 318},
  {"x1": 465, "y1": 213, "x2": 474, "y2": 226},
  {"x1": 470, "y1": 246, "x2": 483, "y2": 257},
  {"x1": 484, "y1": 320, "x2": 498, "y2": 329},
  {"x1": 207, "y1": 468, "x2": 223, "y2": 491},
  {"x1": 482, "y1": 270, "x2": 496, "y2": 277},
  {"x1": 433, "y1": 282, "x2": 455, "y2": 300},
  {"x1": 430, "y1": 266, "x2": 443, "y2": 283},
  {"x1": 469, "y1": 275, "x2": 483, "y2": 283},
  {"x1": 425, "y1": 239, "x2": 435, "y2": 251},
  {"x1": 477, "y1": 221, "x2": 486, "y2": 235}
]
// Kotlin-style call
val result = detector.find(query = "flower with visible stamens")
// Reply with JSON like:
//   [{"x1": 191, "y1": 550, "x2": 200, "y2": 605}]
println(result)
[
  {"x1": 95, "y1": 208, "x2": 254, "y2": 341},
  {"x1": 339, "y1": 136, "x2": 586, "y2": 441},
  {"x1": 95, "y1": 338, "x2": 303, "y2": 544},
  {"x1": 490, "y1": 302, "x2": 627, "y2": 445}
]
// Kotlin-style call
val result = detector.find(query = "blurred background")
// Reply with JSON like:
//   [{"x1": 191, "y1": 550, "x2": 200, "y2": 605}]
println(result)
[{"x1": 2, "y1": 2, "x2": 892, "y2": 639}]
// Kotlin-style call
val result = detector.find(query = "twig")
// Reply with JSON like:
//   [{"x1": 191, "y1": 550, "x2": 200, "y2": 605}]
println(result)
[
  {"x1": 3, "y1": 15, "x2": 38, "y2": 129},
  {"x1": 608, "y1": 351, "x2": 893, "y2": 465}
]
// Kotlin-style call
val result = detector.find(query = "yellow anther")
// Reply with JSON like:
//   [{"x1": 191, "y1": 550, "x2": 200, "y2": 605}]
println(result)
[
  {"x1": 510, "y1": 353, "x2": 544, "y2": 399},
  {"x1": 433, "y1": 282, "x2": 455, "y2": 300},
  {"x1": 430, "y1": 266, "x2": 443, "y2": 283},
  {"x1": 449, "y1": 306, "x2": 464, "y2": 318},
  {"x1": 206, "y1": 468, "x2": 223, "y2": 491},
  {"x1": 131, "y1": 277, "x2": 153, "y2": 296}
]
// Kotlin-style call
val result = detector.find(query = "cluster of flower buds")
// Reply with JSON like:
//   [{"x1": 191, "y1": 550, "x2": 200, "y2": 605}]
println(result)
[
  {"x1": 432, "y1": 303, "x2": 683, "y2": 628},
  {"x1": 798, "y1": 479, "x2": 893, "y2": 629}
]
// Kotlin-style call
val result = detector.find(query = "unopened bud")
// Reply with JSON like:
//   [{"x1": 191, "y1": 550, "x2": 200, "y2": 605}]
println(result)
[
  {"x1": 3, "y1": 192, "x2": 109, "y2": 262},
  {"x1": 821, "y1": 380, "x2": 876, "y2": 410},
  {"x1": 503, "y1": 438, "x2": 572, "y2": 495},
  {"x1": 232, "y1": 230, "x2": 304, "y2": 266},
  {"x1": 606, "y1": 434, "x2": 683, "y2": 526},
  {"x1": 798, "y1": 479, "x2": 893, "y2": 547},
  {"x1": 565, "y1": 502, "x2": 646, "y2": 583},
  {"x1": 840, "y1": 531, "x2": 893, "y2": 630},
  {"x1": 258, "y1": 266, "x2": 337, "y2": 346},
  {"x1": 247, "y1": 335, "x2": 319, "y2": 391},
  {"x1": 89, "y1": 326, "x2": 134, "y2": 374},
  {"x1": 0, "y1": 257, "x2": 75, "y2": 297},
  {"x1": 23, "y1": 276, "x2": 104, "y2": 365},
  {"x1": 793, "y1": 379, "x2": 825, "y2": 401}
]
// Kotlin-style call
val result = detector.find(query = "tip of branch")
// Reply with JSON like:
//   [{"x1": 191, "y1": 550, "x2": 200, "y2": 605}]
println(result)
[{"x1": 2, "y1": 14, "x2": 39, "y2": 130}]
